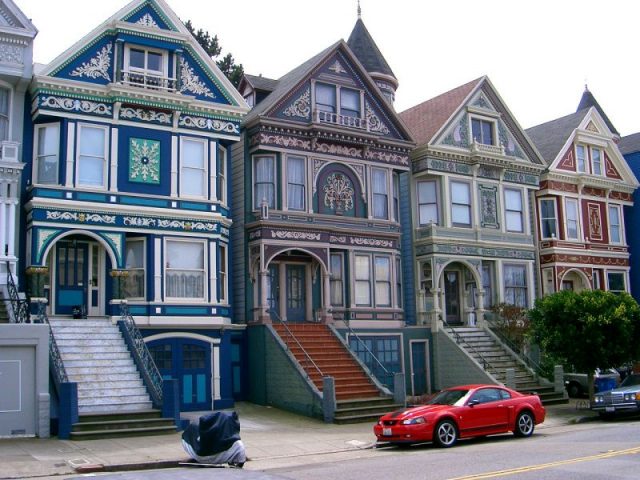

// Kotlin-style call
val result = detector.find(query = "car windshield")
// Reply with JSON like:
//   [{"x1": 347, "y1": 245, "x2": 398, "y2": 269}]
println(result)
[
  {"x1": 426, "y1": 389, "x2": 469, "y2": 406},
  {"x1": 620, "y1": 374, "x2": 640, "y2": 387}
]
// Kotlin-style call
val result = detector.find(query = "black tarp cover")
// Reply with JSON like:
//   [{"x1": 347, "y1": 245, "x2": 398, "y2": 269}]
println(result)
[{"x1": 181, "y1": 411, "x2": 242, "y2": 456}]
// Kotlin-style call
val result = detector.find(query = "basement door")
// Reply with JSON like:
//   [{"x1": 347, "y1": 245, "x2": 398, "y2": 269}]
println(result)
[{"x1": 148, "y1": 338, "x2": 212, "y2": 411}]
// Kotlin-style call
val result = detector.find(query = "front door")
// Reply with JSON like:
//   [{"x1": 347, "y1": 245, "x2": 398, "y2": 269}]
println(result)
[
  {"x1": 444, "y1": 270, "x2": 461, "y2": 324},
  {"x1": 286, "y1": 264, "x2": 306, "y2": 322},
  {"x1": 410, "y1": 341, "x2": 430, "y2": 396},
  {"x1": 55, "y1": 242, "x2": 88, "y2": 315},
  {"x1": 88, "y1": 243, "x2": 104, "y2": 316},
  {"x1": 266, "y1": 264, "x2": 280, "y2": 321}
]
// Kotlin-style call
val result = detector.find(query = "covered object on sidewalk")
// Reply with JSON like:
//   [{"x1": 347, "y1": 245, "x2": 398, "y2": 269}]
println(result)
[{"x1": 181, "y1": 411, "x2": 246, "y2": 467}]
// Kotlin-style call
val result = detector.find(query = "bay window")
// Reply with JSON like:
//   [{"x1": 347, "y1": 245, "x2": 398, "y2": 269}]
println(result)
[
  {"x1": 181, "y1": 138, "x2": 207, "y2": 198},
  {"x1": 392, "y1": 173, "x2": 399, "y2": 222},
  {"x1": 539, "y1": 198, "x2": 558, "y2": 239},
  {"x1": 609, "y1": 205, "x2": 622, "y2": 243},
  {"x1": 287, "y1": 155, "x2": 305, "y2": 211},
  {"x1": 217, "y1": 144, "x2": 227, "y2": 204},
  {"x1": 451, "y1": 180, "x2": 471, "y2": 227},
  {"x1": 219, "y1": 244, "x2": 228, "y2": 303},
  {"x1": 77, "y1": 124, "x2": 108, "y2": 188},
  {"x1": 565, "y1": 198, "x2": 580, "y2": 240},
  {"x1": 0, "y1": 88, "x2": 9, "y2": 142},
  {"x1": 395, "y1": 257, "x2": 402, "y2": 308},
  {"x1": 374, "y1": 256, "x2": 391, "y2": 307},
  {"x1": 35, "y1": 123, "x2": 60, "y2": 185},
  {"x1": 124, "y1": 45, "x2": 167, "y2": 89},
  {"x1": 504, "y1": 188, "x2": 523, "y2": 232},
  {"x1": 124, "y1": 239, "x2": 145, "y2": 299},
  {"x1": 592, "y1": 148, "x2": 602, "y2": 175},
  {"x1": 355, "y1": 255, "x2": 371, "y2": 306},
  {"x1": 330, "y1": 253, "x2": 344, "y2": 307},
  {"x1": 165, "y1": 240, "x2": 205, "y2": 299},
  {"x1": 372, "y1": 168, "x2": 388, "y2": 219},
  {"x1": 253, "y1": 155, "x2": 275, "y2": 209},
  {"x1": 504, "y1": 264, "x2": 528, "y2": 308},
  {"x1": 418, "y1": 180, "x2": 438, "y2": 225}
]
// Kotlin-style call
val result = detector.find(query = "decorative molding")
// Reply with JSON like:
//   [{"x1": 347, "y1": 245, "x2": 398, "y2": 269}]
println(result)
[
  {"x1": 588, "y1": 203, "x2": 603, "y2": 241},
  {"x1": 45, "y1": 210, "x2": 116, "y2": 224},
  {"x1": 350, "y1": 237, "x2": 393, "y2": 248},
  {"x1": 252, "y1": 132, "x2": 311, "y2": 150},
  {"x1": 135, "y1": 13, "x2": 159, "y2": 28},
  {"x1": 503, "y1": 170, "x2": 539, "y2": 186},
  {"x1": 315, "y1": 142, "x2": 362, "y2": 158},
  {"x1": 328, "y1": 60, "x2": 347, "y2": 74},
  {"x1": 479, "y1": 185, "x2": 499, "y2": 229},
  {"x1": 364, "y1": 149, "x2": 409, "y2": 166},
  {"x1": 100, "y1": 232, "x2": 123, "y2": 267},
  {"x1": 473, "y1": 93, "x2": 494, "y2": 111},
  {"x1": 585, "y1": 121, "x2": 599, "y2": 133},
  {"x1": 129, "y1": 138, "x2": 161, "y2": 184},
  {"x1": 313, "y1": 159, "x2": 328, "y2": 179},
  {"x1": 540, "y1": 253, "x2": 628, "y2": 267},
  {"x1": 270, "y1": 230, "x2": 321, "y2": 241},
  {"x1": 179, "y1": 58, "x2": 215, "y2": 98},
  {"x1": 157, "y1": 219, "x2": 218, "y2": 232},
  {"x1": 0, "y1": 43, "x2": 22, "y2": 64},
  {"x1": 120, "y1": 107, "x2": 171, "y2": 124},
  {"x1": 70, "y1": 43, "x2": 112, "y2": 81},
  {"x1": 40, "y1": 95, "x2": 112, "y2": 116},
  {"x1": 36, "y1": 228, "x2": 61, "y2": 263},
  {"x1": 498, "y1": 122, "x2": 525, "y2": 159},
  {"x1": 283, "y1": 88, "x2": 311, "y2": 118},
  {"x1": 478, "y1": 165, "x2": 501, "y2": 179},
  {"x1": 442, "y1": 113, "x2": 470, "y2": 148},
  {"x1": 365, "y1": 102, "x2": 390, "y2": 135},
  {"x1": 123, "y1": 216, "x2": 156, "y2": 227},
  {"x1": 178, "y1": 115, "x2": 239, "y2": 134},
  {"x1": 323, "y1": 172, "x2": 355, "y2": 213}
]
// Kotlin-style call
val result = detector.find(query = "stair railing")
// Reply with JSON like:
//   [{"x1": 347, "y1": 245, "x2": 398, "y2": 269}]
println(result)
[
  {"x1": 117, "y1": 302, "x2": 163, "y2": 406},
  {"x1": 5, "y1": 261, "x2": 29, "y2": 324},
  {"x1": 484, "y1": 314, "x2": 544, "y2": 375},
  {"x1": 344, "y1": 320, "x2": 394, "y2": 388},
  {"x1": 441, "y1": 315, "x2": 491, "y2": 371},
  {"x1": 269, "y1": 309, "x2": 324, "y2": 378},
  {"x1": 34, "y1": 299, "x2": 69, "y2": 389}
]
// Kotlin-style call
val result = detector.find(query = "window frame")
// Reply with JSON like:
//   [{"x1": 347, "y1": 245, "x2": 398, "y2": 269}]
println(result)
[
  {"x1": 482, "y1": 263, "x2": 493, "y2": 309},
  {"x1": 314, "y1": 81, "x2": 364, "y2": 120},
  {"x1": 565, "y1": 197, "x2": 580, "y2": 240},
  {"x1": 607, "y1": 271, "x2": 626, "y2": 293},
  {"x1": 33, "y1": 122, "x2": 61, "y2": 185},
  {"x1": 374, "y1": 255, "x2": 392, "y2": 308},
  {"x1": 0, "y1": 86, "x2": 11, "y2": 142},
  {"x1": 180, "y1": 136, "x2": 208, "y2": 199},
  {"x1": 539, "y1": 197, "x2": 558, "y2": 239},
  {"x1": 253, "y1": 154, "x2": 276, "y2": 210},
  {"x1": 164, "y1": 238, "x2": 207, "y2": 302},
  {"x1": 471, "y1": 117, "x2": 495, "y2": 145},
  {"x1": 504, "y1": 188, "x2": 524, "y2": 233},
  {"x1": 124, "y1": 44, "x2": 168, "y2": 78},
  {"x1": 417, "y1": 180, "x2": 439, "y2": 226},
  {"x1": 392, "y1": 172, "x2": 400, "y2": 222},
  {"x1": 450, "y1": 180, "x2": 472, "y2": 228},
  {"x1": 591, "y1": 147, "x2": 603, "y2": 176},
  {"x1": 330, "y1": 252, "x2": 345, "y2": 307},
  {"x1": 217, "y1": 144, "x2": 227, "y2": 205},
  {"x1": 219, "y1": 243, "x2": 228, "y2": 303},
  {"x1": 503, "y1": 263, "x2": 528, "y2": 308},
  {"x1": 395, "y1": 256, "x2": 402, "y2": 308},
  {"x1": 75, "y1": 123, "x2": 109, "y2": 190},
  {"x1": 608, "y1": 204, "x2": 622, "y2": 244},
  {"x1": 354, "y1": 254, "x2": 372, "y2": 307},
  {"x1": 340, "y1": 87, "x2": 361, "y2": 118},
  {"x1": 372, "y1": 167, "x2": 389, "y2": 220},
  {"x1": 124, "y1": 237, "x2": 146, "y2": 300},
  {"x1": 286, "y1": 154, "x2": 306, "y2": 211},
  {"x1": 575, "y1": 144, "x2": 586, "y2": 173}
]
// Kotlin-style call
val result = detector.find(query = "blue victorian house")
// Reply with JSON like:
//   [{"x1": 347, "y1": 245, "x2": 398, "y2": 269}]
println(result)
[{"x1": 21, "y1": 0, "x2": 248, "y2": 420}]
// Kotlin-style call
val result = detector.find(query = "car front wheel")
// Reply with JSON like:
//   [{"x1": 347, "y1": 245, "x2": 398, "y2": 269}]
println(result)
[
  {"x1": 434, "y1": 419, "x2": 458, "y2": 448},
  {"x1": 514, "y1": 411, "x2": 535, "y2": 437}
]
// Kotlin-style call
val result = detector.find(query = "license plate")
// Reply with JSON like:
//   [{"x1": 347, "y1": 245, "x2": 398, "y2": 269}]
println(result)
[
  {"x1": 606, "y1": 406, "x2": 615, "y2": 412},
  {"x1": 383, "y1": 427, "x2": 392, "y2": 436}
]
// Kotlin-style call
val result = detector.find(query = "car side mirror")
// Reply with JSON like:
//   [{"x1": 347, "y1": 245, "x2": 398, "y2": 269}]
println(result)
[{"x1": 468, "y1": 399, "x2": 480, "y2": 407}]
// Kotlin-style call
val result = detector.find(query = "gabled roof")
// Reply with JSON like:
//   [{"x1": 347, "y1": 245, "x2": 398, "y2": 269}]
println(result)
[
  {"x1": 347, "y1": 18, "x2": 395, "y2": 79},
  {"x1": 243, "y1": 74, "x2": 279, "y2": 93},
  {"x1": 0, "y1": 0, "x2": 37, "y2": 38},
  {"x1": 398, "y1": 77, "x2": 482, "y2": 145},
  {"x1": 526, "y1": 109, "x2": 587, "y2": 162},
  {"x1": 576, "y1": 87, "x2": 619, "y2": 136},
  {"x1": 619, "y1": 133, "x2": 640, "y2": 156}
]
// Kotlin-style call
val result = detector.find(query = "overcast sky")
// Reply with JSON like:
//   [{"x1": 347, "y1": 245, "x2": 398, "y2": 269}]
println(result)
[{"x1": 21, "y1": 0, "x2": 640, "y2": 135}]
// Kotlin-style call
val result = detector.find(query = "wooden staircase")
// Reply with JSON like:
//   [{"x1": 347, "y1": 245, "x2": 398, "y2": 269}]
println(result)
[
  {"x1": 272, "y1": 323, "x2": 402, "y2": 423},
  {"x1": 451, "y1": 327, "x2": 567, "y2": 405}
]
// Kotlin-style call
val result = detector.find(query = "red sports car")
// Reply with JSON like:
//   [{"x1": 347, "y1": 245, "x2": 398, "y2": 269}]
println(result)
[{"x1": 374, "y1": 384, "x2": 545, "y2": 448}]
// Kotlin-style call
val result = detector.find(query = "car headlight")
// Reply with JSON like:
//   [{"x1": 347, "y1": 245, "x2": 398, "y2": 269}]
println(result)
[
  {"x1": 594, "y1": 396, "x2": 603, "y2": 403},
  {"x1": 402, "y1": 417, "x2": 426, "y2": 425},
  {"x1": 624, "y1": 394, "x2": 632, "y2": 402}
]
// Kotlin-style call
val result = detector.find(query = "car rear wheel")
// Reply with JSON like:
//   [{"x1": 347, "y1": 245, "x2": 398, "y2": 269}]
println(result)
[
  {"x1": 514, "y1": 411, "x2": 535, "y2": 437},
  {"x1": 567, "y1": 382, "x2": 582, "y2": 398},
  {"x1": 434, "y1": 419, "x2": 458, "y2": 448}
]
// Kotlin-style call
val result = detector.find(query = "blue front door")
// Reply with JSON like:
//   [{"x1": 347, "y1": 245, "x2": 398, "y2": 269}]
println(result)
[
  {"x1": 411, "y1": 341, "x2": 429, "y2": 396},
  {"x1": 148, "y1": 338, "x2": 212, "y2": 411},
  {"x1": 55, "y1": 242, "x2": 88, "y2": 315},
  {"x1": 286, "y1": 264, "x2": 305, "y2": 322}
]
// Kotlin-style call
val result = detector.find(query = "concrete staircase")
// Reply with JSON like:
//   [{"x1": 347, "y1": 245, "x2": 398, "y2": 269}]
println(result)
[
  {"x1": 451, "y1": 327, "x2": 567, "y2": 405},
  {"x1": 49, "y1": 317, "x2": 175, "y2": 439},
  {"x1": 273, "y1": 323, "x2": 402, "y2": 423},
  {"x1": 0, "y1": 294, "x2": 9, "y2": 323}
]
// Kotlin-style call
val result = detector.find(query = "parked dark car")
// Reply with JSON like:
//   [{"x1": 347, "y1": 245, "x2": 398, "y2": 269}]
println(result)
[
  {"x1": 591, "y1": 374, "x2": 640, "y2": 417},
  {"x1": 564, "y1": 368, "x2": 620, "y2": 397}
]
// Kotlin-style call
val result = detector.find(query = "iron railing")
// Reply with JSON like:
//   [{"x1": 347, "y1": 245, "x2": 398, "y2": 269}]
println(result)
[
  {"x1": 441, "y1": 315, "x2": 490, "y2": 371},
  {"x1": 117, "y1": 302, "x2": 163, "y2": 406},
  {"x1": 269, "y1": 309, "x2": 324, "y2": 379},
  {"x1": 6, "y1": 262, "x2": 29, "y2": 323},
  {"x1": 34, "y1": 299, "x2": 69, "y2": 388},
  {"x1": 344, "y1": 320, "x2": 394, "y2": 387},
  {"x1": 484, "y1": 314, "x2": 544, "y2": 375}
]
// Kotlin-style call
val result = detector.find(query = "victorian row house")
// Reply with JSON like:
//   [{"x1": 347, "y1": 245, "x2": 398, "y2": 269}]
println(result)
[
  {"x1": 526, "y1": 89, "x2": 638, "y2": 296},
  {"x1": 619, "y1": 133, "x2": 640, "y2": 301}
]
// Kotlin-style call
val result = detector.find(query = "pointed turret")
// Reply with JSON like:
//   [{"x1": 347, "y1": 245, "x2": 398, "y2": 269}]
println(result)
[
  {"x1": 577, "y1": 85, "x2": 619, "y2": 137},
  {"x1": 347, "y1": 5, "x2": 398, "y2": 105}
]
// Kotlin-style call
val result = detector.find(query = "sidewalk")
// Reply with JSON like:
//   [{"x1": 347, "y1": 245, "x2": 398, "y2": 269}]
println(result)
[{"x1": 0, "y1": 399, "x2": 597, "y2": 480}]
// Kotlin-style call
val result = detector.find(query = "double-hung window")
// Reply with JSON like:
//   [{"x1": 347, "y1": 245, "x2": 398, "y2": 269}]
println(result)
[
  {"x1": 392, "y1": 173, "x2": 400, "y2": 222},
  {"x1": 77, "y1": 124, "x2": 108, "y2": 189},
  {"x1": 417, "y1": 180, "x2": 438, "y2": 225},
  {"x1": 253, "y1": 155, "x2": 275, "y2": 209},
  {"x1": 592, "y1": 148, "x2": 603, "y2": 175},
  {"x1": 576, "y1": 145, "x2": 586, "y2": 173},
  {"x1": 340, "y1": 88, "x2": 360, "y2": 118},
  {"x1": 565, "y1": 198, "x2": 580, "y2": 240},
  {"x1": 125, "y1": 46, "x2": 166, "y2": 88},
  {"x1": 0, "y1": 88, "x2": 9, "y2": 142},
  {"x1": 503, "y1": 264, "x2": 528, "y2": 308},
  {"x1": 482, "y1": 264, "x2": 493, "y2": 308},
  {"x1": 315, "y1": 83, "x2": 362, "y2": 123},
  {"x1": 451, "y1": 181, "x2": 471, "y2": 227},
  {"x1": 35, "y1": 123, "x2": 60, "y2": 185},
  {"x1": 217, "y1": 144, "x2": 227, "y2": 204},
  {"x1": 355, "y1": 255, "x2": 372, "y2": 306},
  {"x1": 374, "y1": 256, "x2": 391, "y2": 307},
  {"x1": 471, "y1": 118, "x2": 494, "y2": 145},
  {"x1": 287, "y1": 155, "x2": 305, "y2": 211},
  {"x1": 181, "y1": 138, "x2": 207, "y2": 198},
  {"x1": 315, "y1": 83, "x2": 336, "y2": 114},
  {"x1": 219, "y1": 244, "x2": 228, "y2": 303},
  {"x1": 539, "y1": 198, "x2": 557, "y2": 238},
  {"x1": 607, "y1": 272, "x2": 625, "y2": 293},
  {"x1": 124, "y1": 239, "x2": 145, "y2": 299},
  {"x1": 372, "y1": 168, "x2": 389, "y2": 219},
  {"x1": 395, "y1": 257, "x2": 402, "y2": 308},
  {"x1": 330, "y1": 253, "x2": 344, "y2": 307},
  {"x1": 609, "y1": 205, "x2": 622, "y2": 243},
  {"x1": 504, "y1": 188, "x2": 524, "y2": 232},
  {"x1": 165, "y1": 240, "x2": 205, "y2": 299}
]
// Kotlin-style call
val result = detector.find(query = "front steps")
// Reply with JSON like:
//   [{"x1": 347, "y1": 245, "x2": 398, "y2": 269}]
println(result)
[
  {"x1": 451, "y1": 327, "x2": 567, "y2": 405},
  {"x1": 49, "y1": 317, "x2": 175, "y2": 439},
  {"x1": 273, "y1": 323, "x2": 401, "y2": 423}
]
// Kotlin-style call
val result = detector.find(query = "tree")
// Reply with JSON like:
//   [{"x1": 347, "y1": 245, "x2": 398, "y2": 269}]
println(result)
[
  {"x1": 528, "y1": 289, "x2": 640, "y2": 399},
  {"x1": 184, "y1": 20, "x2": 244, "y2": 88}
]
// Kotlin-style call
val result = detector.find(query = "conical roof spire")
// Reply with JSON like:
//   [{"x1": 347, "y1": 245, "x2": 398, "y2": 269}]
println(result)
[
  {"x1": 347, "y1": 17, "x2": 395, "y2": 79},
  {"x1": 576, "y1": 86, "x2": 619, "y2": 136}
]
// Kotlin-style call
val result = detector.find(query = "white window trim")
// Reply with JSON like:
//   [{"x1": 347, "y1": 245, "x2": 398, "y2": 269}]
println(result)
[
  {"x1": 564, "y1": 197, "x2": 581, "y2": 240},
  {"x1": 575, "y1": 144, "x2": 586, "y2": 173},
  {"x1": 125, "y1": 237, "x2": 146, "y2": 301},
  {"x1": 417, "y1": 179, "x2": 439, "y2": 226},
  {"x1": 164, "y1": 238, "x2": 208, "y2": 303},
  {"x1": 124, "y1": 44, "x2": 169, "y2": 77},
  {"x1": 591, "y1": 147, "x2": 603, "y2": 176},
  {"x1": 450, "y1": 179, "x2": 472, "y2": 228},
  {"x1": 312, "y1": 80, "x2": 364, "y2": 119},
  {"x1": 502, "y1": 262, "x2": 529, "y2": 308},
  {"x1": 330, "y1": 252, "x2": 345, "y2": 307},
  {"x1": 354, "y1": 253, "x2": 372, "y2": 307},
  {"x1": 469, "y1": 115, "x2": 497, "y2": 146},
  {"x1": 374, "y1": 254, "x2": 392, "y2": 307},
  {"x1": 606, "y1": 270, "x2": 627, "y2": 293},
  {"x1": 75, "y1": 123, "x2": 109, "y2": 190},
  {"x1": 253, "y1": 154, "x2": 277, "y2": 210},
  {"x1": 392, "y1": 172, "x2": 400, "y2": 222},
  {"x1": 0, "y1": 83, "x2": 13, "y2": 141},
  {"x1": 33, "y1": 122, "x2": 61, "y2": 186},
  {"x1": 180, "y1": 136, "x2": 208, "y2": 199},
  {"x1": 371, "y1": 167, "x2": 389, "y2": 220},
  {"x1": 218, "y1": 144, "x2": 227, "y2": 205},
  {"x1": 538, "y1": 197, "x2": 558, "y2": 239},
  {"x1": 219, "y1": 243, "x2": 228, "y2": 304},
  {"x1": 285, "y1": 154, "x2": 306, "y2": 212},
  {"x1": 504, "y1": 187, "x2": 524, "y2": 233},
  {"x1": 608, "y1": 204, "x2": 623, "y2": 244}
]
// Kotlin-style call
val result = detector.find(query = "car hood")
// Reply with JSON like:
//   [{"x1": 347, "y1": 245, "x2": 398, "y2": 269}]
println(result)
[
  {"x1": 601, "y1": 385, "x2": 640, "y2": 394},
  {"x1": 380, "y1": 404, "x2": 453, "y2": 420}
]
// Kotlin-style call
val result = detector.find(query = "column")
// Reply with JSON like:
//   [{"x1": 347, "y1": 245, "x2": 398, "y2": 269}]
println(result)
[
  {"x1": 321, "y1": 270, "x2": 333, "y2": 324},
  {"x1": 475, "y1": 289, "x2": 485, "y2": 329},
  {"x1": 258, "y1": 268, "x2": 270, "y2": 324},
  {"x1": 7, "y1": 198, "x2": 15, "y2": 257},
  {"x1": 431, "y1": 287, "x2": 441, "y2": 332}
]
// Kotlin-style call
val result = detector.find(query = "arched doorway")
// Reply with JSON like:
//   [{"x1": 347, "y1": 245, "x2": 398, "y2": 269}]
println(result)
[
  {"x1": 438, "y1": 261, "x2": 483, "y2": 327},
  {"x1": 560, "y1": 269, "x2": 589, "y2": 292}
]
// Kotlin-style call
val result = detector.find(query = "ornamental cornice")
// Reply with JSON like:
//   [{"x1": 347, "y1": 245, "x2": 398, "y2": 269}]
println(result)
[
  {"x1": 245, "y1": 219, "x2": 400, "y2": 239},
  {"x1": 414, "y1": 147, "x2": 544, "y2": 175},
  {"x1": 0, "y1": 35, "x2": 29, "y2": 46},
  {"x1": 111, "y1": 20, "x2": 188, "y2": 44}
]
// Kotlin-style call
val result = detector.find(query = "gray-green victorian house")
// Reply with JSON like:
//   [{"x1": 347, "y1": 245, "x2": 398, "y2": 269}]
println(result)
[
  {"x1": 232, "y1": 17, "x2": 423, "y2": 419},
  {"x1": 399, "y1": 77, "x2": 560, "y2": 396}
]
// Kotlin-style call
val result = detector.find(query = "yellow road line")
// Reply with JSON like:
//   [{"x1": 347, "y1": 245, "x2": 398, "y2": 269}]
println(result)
[{"x1": 448, "y1": 446, "x2": 640, "y2": 480}]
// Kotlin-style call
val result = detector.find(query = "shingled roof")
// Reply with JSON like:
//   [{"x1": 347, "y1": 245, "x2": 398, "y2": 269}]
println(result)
[
  {"x1": 243, "y1": 74, "x2": 279, "y2": 93},
  {"x1": 347, "y1": 18, "x2": 395, "y2": 79},
  {"x1": 398, "y1": 77, "x2": 482, "y2": 145},
  {"x1": 576, "y1": 87, "x2": 619, "y2": 136},
  {"x1": 619, "y1": 132, "x2": 640, "y2": 156},
  {"x1": 525, "y1": 109, "x2": 587, "y2": 163}
]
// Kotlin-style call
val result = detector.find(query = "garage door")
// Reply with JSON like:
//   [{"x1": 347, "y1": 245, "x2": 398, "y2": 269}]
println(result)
[{"x1": 0, "y1": 347, "x2": 36, "y2": 437}]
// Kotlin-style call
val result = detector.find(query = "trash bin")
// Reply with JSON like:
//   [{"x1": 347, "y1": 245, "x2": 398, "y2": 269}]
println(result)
[
  {"x1": 595, "y1": 377, "x2": 617, "y2": 393},
  {"x1": 72, "y1": 306, "x2": 82, "y2": 319}
]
